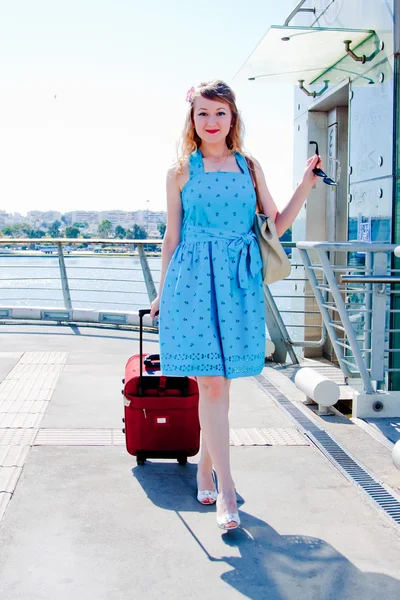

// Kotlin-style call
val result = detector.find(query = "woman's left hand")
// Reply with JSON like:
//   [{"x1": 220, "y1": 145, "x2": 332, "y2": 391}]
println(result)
[{"x1": 302, "y1": 154, "x2": 322, "y2": 188}]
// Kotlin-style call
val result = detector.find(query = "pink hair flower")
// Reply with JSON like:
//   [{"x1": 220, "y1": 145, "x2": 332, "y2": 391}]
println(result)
[{"x1": 186, "y1": 86, "x2": 195, "y2": 103}]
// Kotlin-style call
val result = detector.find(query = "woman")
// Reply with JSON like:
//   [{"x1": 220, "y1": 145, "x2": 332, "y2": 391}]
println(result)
[{"x1": 149, "y1": 80, "x2": 321, "y2": 530}]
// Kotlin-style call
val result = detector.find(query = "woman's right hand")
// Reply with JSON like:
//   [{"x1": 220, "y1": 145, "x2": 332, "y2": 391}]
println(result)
[{"x1": 150, "y1": 295, "x2": 160, "y2": 320}]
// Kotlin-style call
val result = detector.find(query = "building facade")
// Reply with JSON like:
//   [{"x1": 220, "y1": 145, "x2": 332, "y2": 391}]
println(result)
[
  {"x1": 237, "y1": 0, "x2": 397, "y2": 245},
  {"x1": 291, "y1": 0, "x2": 399, "y2": 384},
  {"x1": 63, "y1": 210, "x2": 167, "y2": 231},
  {"x1": 27, "y1": 211, "x2": 62, "y2": 224},
  {"x1": 290, "y1": 0, "x2": 396, "y2": 250},
  {"x1": 65, "y1": 211, "x2": 99, "y2": 226},
  {"x1": 236, "y1": 0, "x2": 399, "y2": 381}
]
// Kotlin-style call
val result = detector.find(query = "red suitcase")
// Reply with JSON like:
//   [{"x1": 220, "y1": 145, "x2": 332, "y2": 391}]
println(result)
[{"x1": 122, "y1": 308, "x2": 200, "y2": 465}]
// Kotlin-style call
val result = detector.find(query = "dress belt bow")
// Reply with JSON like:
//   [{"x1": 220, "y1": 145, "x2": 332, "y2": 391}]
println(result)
[{"x1": 182, "y1": 225, "x2": 262, "y2": 289}]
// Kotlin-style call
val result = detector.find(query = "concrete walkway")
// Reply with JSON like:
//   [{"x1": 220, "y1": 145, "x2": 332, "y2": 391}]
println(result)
[{"x1": 0, "y1": 323, "x2": 400, "y2": 600}]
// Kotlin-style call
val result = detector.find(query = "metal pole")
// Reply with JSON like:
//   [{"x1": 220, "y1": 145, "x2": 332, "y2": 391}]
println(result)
[
  {"x1": 370, "y1": 253, "x2": 387, "y2": 384},
  {"x1": 284, "y1": 1, "x2": 315, "y2": 26},
  {"x1": 57, "y1": 242, "x2": 72, "y2": 311},
  {"x1": 395, "y1": 0, "x2": 400, "y2": 54},
  {"x1": 137, "y1": 244, "x2": 157, "y2": 305},
  {"x1": 363, "y1": 253, "x2": 373, "y2": 373}
]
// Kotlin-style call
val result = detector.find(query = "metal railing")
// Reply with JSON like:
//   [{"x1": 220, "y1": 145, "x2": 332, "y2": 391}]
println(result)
[
  {"x1": 2, "y1": 237, "x2": 399, "y2": 400},
  {"x1": 2, "y1": 236, "x2": 399, "y2": 416},
  {"x1": 297, "y1": 242, "x2": 399, "y2": 396},
  {"x1": 261, "y1": 244, "x2": 328, "y2": 364},
  {"x1": 266, "y1": 243, "x2": 327, "y2": 348},
  {"x1": 0, "y1": 238, "x2": 325, "y2": 365},
  {"x1": 0, "y1": 238, "x2": 160, "y2": 327}
]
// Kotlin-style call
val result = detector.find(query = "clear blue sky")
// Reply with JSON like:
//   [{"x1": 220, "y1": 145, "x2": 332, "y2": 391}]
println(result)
[{"x1": 0, "y1": 0, "x2": 296, "y2": 216}]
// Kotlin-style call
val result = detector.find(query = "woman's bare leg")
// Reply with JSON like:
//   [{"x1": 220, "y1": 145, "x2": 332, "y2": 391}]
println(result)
[
  {"x1": 197, "y1": 376, "x2": 237, "y2": 521},
  {"x1": 197, "y1": 435, "x2": 215, "y2": 491},
  {"x1": 197, "y1": 379, "x2": 232, "y2": 491}
]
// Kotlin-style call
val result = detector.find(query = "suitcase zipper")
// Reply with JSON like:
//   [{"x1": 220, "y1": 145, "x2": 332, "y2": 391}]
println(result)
[{"x1": 143, "y1": 409, "x2": 147, "y2": 419}]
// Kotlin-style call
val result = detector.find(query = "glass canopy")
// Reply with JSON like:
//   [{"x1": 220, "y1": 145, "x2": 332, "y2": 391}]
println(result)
[{"x1": 234, "y1": 26, "x2": 376, "y2": 86}]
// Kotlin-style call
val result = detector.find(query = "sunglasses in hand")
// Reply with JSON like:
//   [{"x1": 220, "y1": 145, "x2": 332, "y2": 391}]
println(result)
[{"x1": 309, "y1": 141, "x2": 337, "y2": 186}]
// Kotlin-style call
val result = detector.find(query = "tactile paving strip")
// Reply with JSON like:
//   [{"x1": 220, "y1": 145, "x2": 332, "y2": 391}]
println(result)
[
  {"x1": 0, "y1": 493, "x2": 12, "y2": 520},
  {"x1": 35, "y1": 429, "x2": 114, "y2": 446},
  {"x1": 0, "y1": 429, "x2": 38, "y2": 446},
  {"x1": 18, "y1": 352, "x2": 67, "y2": 365},
  {"x1": 0, "y1": 375, "x2": 59, "y2": 402},
  {"x1": 0, "y1": 467, "x2": 23, "y2": 493},
  {"x1": 33, "y1": 427, "x2": 309, "y2": 447},
  {"x1": 112, "y1": 430, "x2": 126, "y2": 446},
  {"x1": 0, "y1": 400, "x2": 49, "y2": 414},
  {"x1": 0, "y1": 355, "x2": 67, "y2": 403},
  {"x1": 0, "y1": 445, "x2": 31, "y2": 467},
  {"x1": 0, "y1": 352, "x2": 67, "y2": 524},
  {"x1": 0, "y1": 414, "x2": 45, "y2": 428},
  {"x1": 230, "y1": 427, "x2": 308, "y2": 446}
]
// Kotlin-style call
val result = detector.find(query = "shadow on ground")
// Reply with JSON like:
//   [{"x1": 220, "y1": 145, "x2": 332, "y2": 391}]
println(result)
[
  {"x1": 134, "y1": 461, "x2": 400, "y2": 600},
  {"x1": 366, "y1": 418, "x2": 400, "y2": 444}
]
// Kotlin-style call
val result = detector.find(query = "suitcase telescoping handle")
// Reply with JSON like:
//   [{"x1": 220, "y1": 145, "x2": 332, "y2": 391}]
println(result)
[
  {"x1": 137, "y1": 308, "x2": 189, "y2": 397},
  {"x1": 138, "y1": 308, "x2": 152, "y2": 395}
]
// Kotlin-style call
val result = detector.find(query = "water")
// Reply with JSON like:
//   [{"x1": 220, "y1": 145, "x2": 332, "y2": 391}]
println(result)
[
  {"x1": 0, "y1": 255, "x2": 306, "y2": 341},
  {"x1": 0, "y1": 255, "x2": 162, "y2": 311}
]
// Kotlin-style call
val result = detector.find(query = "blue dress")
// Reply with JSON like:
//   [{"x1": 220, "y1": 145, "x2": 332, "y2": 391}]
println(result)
[{"x1": 159, "y1": 148, "x2": 266, "y2": 379}]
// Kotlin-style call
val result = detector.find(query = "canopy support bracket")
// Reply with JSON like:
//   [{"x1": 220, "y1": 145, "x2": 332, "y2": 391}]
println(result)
[
  {"x1": 344, "y1": 39, "x2": 381, "y2": 64},
  {"x1": 344, "y1": 40, "x2": 366, "y2": 63},
  {"x1": 298, "y1": 80, "x2": 329, "y2": 98}
]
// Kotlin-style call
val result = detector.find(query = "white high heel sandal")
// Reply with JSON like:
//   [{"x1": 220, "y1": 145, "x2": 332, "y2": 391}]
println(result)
[
  {"x1": 216, "y1": 511, "x2": 241, "y2": 530},
  {"x1": 197, "y1": 471, "x2": 217, "y2": 505},
  {"x1": 216, "y1": 493, "x2": 240, "y2": 530},
  {"x1": 197, "y1": 489, "x2": 218, "y2": 505}
]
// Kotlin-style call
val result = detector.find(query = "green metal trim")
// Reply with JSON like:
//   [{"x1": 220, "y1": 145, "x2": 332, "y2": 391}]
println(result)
[
  {"x1": 390, "y1": 55, "x2": 400, "y2": 391},
  {"x1": 270, "y1": 25, "x2": 375, "y2": 34}
]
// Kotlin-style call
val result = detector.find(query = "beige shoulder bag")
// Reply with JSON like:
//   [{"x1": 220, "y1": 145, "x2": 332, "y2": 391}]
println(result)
[{"x1": 246, "y1": 157, "x2": 291, "y2": 285}]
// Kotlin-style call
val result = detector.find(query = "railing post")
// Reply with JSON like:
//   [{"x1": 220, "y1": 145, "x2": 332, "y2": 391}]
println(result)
[
  {"x1": 138, "y1": 243, "x2": 157, "y2": 304},
  {"x1": 298, "y1": 247, "x2": 352, "y2": 377},
  {"x1": 316, "y1": 249, "x2": 374, "y2": 393},
  {"x1": 370, "y1": 252, "x2": 387, "y2": 384},
  {"x1": 364, "y1": 253, "x2": 373, "y2": 372},
  {"x1": 263, "y1": 285, "x2": 299, "y2": 364},
  {"x1": 57, "y1": 242, "x2": 72, "y2": 311}
]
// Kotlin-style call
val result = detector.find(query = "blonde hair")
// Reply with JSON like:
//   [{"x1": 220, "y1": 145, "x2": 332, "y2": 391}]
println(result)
[
  {"x1": 174, "y1": 79, "x2": 263, "y2": 213},
  {"x1": 175, "y1": 80, "x2": 249, "y2": 174}
]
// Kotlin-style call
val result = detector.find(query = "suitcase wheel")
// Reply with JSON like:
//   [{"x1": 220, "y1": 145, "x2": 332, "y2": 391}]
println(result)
[
  {"x1": 136, "y1": 453, "x2": 146, "y2": 466},
  {"x1": 177, "y1": 454, "x2": 187, "y2": 466},
  {"x1": 122, "y1": 378, "x2": 125, "y2": 384}
]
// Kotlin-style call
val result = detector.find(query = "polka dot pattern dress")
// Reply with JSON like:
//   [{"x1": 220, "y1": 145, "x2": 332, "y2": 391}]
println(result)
[{"x1": 159, "y1": 148, "x2": 266, "y2": 379}]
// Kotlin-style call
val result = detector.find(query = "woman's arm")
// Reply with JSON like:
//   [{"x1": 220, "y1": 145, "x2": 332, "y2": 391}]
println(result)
[
  {"x1": 253, "y1": 155, "x2": 321, "y2": 237},
  {"x1": 157, "y1": 166, "x2": 183, "y2": 296}
]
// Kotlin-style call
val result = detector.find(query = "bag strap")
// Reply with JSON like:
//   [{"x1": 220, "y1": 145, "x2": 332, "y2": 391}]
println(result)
[{"x1": 245, "y1": 156, "x2": 263, "y2": 214}]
